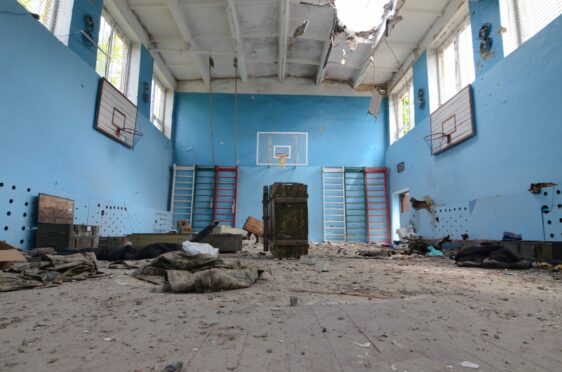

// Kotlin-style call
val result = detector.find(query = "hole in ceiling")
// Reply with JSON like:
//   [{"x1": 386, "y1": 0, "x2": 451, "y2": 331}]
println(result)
[{"x1": 334, "y1": 0, "x2": 387, "y2": 33}]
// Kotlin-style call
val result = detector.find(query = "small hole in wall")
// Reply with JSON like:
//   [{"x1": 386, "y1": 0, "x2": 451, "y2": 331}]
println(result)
[
  {"x1": 550, "y1": 233, "x2": 554, "y2": 238},
  {"x1": 23, "y1": 213, "x2": 27, "y2": 217},
  {"x1": 547, "y1": 220, "x2": 552, "y2": 224},
  {"x1": 24, "y1": 202, "x2": 28, "y2": 206},
  {"x1": 544, "y1": 191, "x2": 548, "y2": 196},
  {"x1": 0, "y1": 182, "x2": 3, "y2": 187},
  {"x1": 21, "y1": 226, "x2": 25, "y2": 230},
  {"x1": 556, "y1": 189, "x2": 560, "y2": 194},
  {"x1": 3, "y1": 226, "x2": 8, "y2": 231},
  {"x1": 27, "y1": 188, "x2": 31, "y2": 192},
  {"x1": 11, "y1": 185, "x2": 16, "y2": 190},
  {"x1": 6, "y1": 211, "x2": 11, "y2": 216},
  {"x1": 9, "y1": 199, "x2": 13, "y2": 204},
  {"x1": 20, "y1": 240, "x2": 24, "y2": 244}
]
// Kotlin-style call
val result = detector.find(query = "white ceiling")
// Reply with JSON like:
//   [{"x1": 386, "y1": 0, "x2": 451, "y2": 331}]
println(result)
[{"x1": 121, "y1": 0, "x2": 453, "y2": 92}]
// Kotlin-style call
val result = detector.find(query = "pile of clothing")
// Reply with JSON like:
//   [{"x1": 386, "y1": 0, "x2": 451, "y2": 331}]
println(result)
[
  {"x1": 454, "y1": 245, "x2": 531, "y2": 269},
  {"x1": 133, "y1": 251, "x2": 262, "y2": 293},
  {"x1": 0, "y1": 253, "x2": 102, "y2": 292}
]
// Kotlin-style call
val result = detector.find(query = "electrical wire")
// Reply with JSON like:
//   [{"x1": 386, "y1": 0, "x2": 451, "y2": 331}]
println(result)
[
  {"x1": 208, "y1": 57, "x2": 216, "y2": 166},
  {"x1": 383, "y1": 37, "x2": 408, "y2": 85},
  {"x1": 233, "y1": 57, "x2": 239, "y2": 166},
  {"x1": 0, "y1": 11, "x2": 32, "y2": 16},
  {"x1": 1, "y1": 9, "x2": 103, "y2": 58}
]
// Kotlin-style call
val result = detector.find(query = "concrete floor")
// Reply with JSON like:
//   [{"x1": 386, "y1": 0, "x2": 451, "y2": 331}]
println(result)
[{"x1": 0, "y1": 243, "x2": 561, "y2": 371}]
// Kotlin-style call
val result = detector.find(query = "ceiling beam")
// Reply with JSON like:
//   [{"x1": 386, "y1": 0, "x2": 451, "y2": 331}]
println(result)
[
  {"x1": 251, "y1": 57, "x2": 320, "y2": 65},
  {"x1": 173, "y1": 0, "x2": 278, "y2": 6},
  {"x1": 352, "y1": 0, "x2": 399, "y2": 89},
  {"x1": 315, "y1": 41, "x2": 331, "y2": 85},
  {"x1": 278, "y1": 0, "x2": 290, "y2": 82},
  {"x1": 165, "y1": 0, "x2": 211, "y2": 87},
  {"x1": 112, "y1": 0, "x2": 176, "y2": 90},
  {"x1": 225, "y1": 0, "x2": 248, "y2": 81},
  {"x1": 177, "y1": 77, "x2": 373, "y2": 96},
  {"x1": 315, "y1": 9, "x2": 335, "y2": 86},
  {"x1": 400, "y1": 7, "x2": 443, "y2": 17}
]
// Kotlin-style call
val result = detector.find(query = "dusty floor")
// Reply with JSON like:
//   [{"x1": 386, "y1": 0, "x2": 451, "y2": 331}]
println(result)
[{"x1": 1, "y1": 242, "x2": 561, "y2": 372}]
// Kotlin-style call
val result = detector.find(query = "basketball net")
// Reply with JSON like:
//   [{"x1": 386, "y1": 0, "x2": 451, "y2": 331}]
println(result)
[{"x1": 276, "y1": 154, "x2": 288, "y2": 168}]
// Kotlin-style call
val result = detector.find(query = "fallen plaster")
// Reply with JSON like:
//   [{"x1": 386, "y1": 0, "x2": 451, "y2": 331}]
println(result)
[{"x1": 0, "y1": 242, "x2": 561, "y2": 371}]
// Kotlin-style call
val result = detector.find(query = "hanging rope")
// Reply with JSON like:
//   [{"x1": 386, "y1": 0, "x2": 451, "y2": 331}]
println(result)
[
  {"x1": 209, "y1": 56, "x2": 216, "y2": 165},
  {"x1": 233, "y1": 57, "x2": 239, "y2": 166}
]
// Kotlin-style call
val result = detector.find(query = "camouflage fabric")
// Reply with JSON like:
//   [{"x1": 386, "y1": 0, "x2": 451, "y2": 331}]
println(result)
[
  {"x1": 133, "y1": 251, "x2": 262, "y2": 293},
  {"x1": 0, "y1": 253, "x2": 101, "y2": 292}
]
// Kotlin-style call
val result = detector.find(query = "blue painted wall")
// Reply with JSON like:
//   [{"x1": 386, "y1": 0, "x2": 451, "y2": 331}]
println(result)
[
  {"x1": 412, "y1": 51, "x2": 430, "y2": 126},
  {"x1": 0, "y1": 1, "x2": 173, "y2": 248},
  {"x1": 385, "y1": 15, "x2": 562, "y2": 241},
  {"x1": 469, "y1": 0, "x2": 504, "y2": 77},
  {"x1": 173, "y1": 93, "x2": 387, "y2": 241},
  {"x1": 67, "y1": 0, "x2": 103, "y2": 69},
  {"x1": 137, "y1": 45, "x2": 154, "y2": 119}
]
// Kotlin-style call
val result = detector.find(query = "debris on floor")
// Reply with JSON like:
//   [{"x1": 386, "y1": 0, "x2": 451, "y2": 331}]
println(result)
[
  {"x1": 1, "y1": 241, "x2": 560, "y2": 371},
  {"x1": 0, "y1": 241, "x2": 27, "y2": 270},
  {"x1": 454, "y1": 245, "x2": 531, "y2": 269},
  {"x1": 243, "y1": 216, "x2": 264, "y2": 242},
  {"x1": 426, "y1": 245, "x2": 445, "y2": 257},
  {"x1": 0, "y1": 252, "x2": 102, "y2": 292},
  {"x1": 133, "y1": 251, "x2": 262, "y2": 292},
  {"x1": 181, "y1": 241, "x2": 219, "y2": 257},
  {"x1": 177, "y1": 219, "x2": 192, "y2": 234}
]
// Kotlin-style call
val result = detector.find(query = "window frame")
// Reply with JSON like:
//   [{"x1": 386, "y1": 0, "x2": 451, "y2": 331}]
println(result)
[
  {"x1": 96, "y1": 10, "x2": 132, "y2": 95},
  {"x1": 18, "y1": 0, "x2": 59, "y2": 32},
  {"x1": 500, "y1": 0, "x2": 562, "y2": 56},
  {"x1": 150, "y1": 76, "x2": 167, "y2": 132},
  {"x1": 435, "y1": 17, "x2": 474, "y2": 107},
  {"x1": 389, "y1": 68, "x2": 415, "y2": 144}
]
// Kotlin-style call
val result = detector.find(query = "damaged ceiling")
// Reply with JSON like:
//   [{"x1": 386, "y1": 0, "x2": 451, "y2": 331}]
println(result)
[{"x1": 122, "y1": 0, "x2": 451, "y2": 90}]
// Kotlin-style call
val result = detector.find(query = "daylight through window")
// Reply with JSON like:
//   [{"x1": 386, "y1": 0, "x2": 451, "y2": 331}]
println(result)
[
  {"x1": 436, "y1": 18, "x2": 475, "y2": 106},
  {"x1": 96, "y1": 11, "x2": 131, "y2": 94},
  {"x1": 18, "y1": 0, "x2": 58, "y2": 31},
  {"x1": 151, "y1": 77, "x2": 166, "y2": 132}
]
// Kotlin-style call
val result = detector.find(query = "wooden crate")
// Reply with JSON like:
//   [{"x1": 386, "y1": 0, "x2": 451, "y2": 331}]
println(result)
[
  {"x1": 36, "y1": 224, "x2": 99, "y2": 250},
  {"x1": 37, "y1": 193, "x2": 74, "y2": 224},
  {"x1": 263, "y1": 183, "x2": 309, "y2": 258},
  {"x1": 243, "y1": 216, "x2": 263, "y2": 237}
]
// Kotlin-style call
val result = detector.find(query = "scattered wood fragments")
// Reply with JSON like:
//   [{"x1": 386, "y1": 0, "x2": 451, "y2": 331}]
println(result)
[{"x1": 289, "y1": 288, "x2": 390, "y2": 299}]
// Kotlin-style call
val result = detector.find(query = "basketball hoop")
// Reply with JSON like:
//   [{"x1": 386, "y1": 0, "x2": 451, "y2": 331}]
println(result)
[
  {"x1": 423, "y1": 132, "x2": 450, "y2": 154},
  {"x1": 276, "y1": 154, "x2": 289, "y2": 168},
  {"x1": 118, "y1": 126, "x2": 144, "y2": 147}
]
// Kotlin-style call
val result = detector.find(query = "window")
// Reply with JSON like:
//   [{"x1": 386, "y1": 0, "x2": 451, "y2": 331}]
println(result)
[
  {"x1": 96, "y1": 11, "x2": 131, "y2": 94},
  {"x1": 150, "y1": 77, "x2": 166, "y2": 131},
  {"x1": 389, "y1": 68, "x2": 414, "y2": 144},
  {"x1": 436, "y1": 18, "x2": 475, "y2": 106},
  {"x1": 18, "y1": 0, "x2": 58, "y2": 31},
  {"x1": 500, "y1": 0, "x2": 562, "y2": 56}
]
